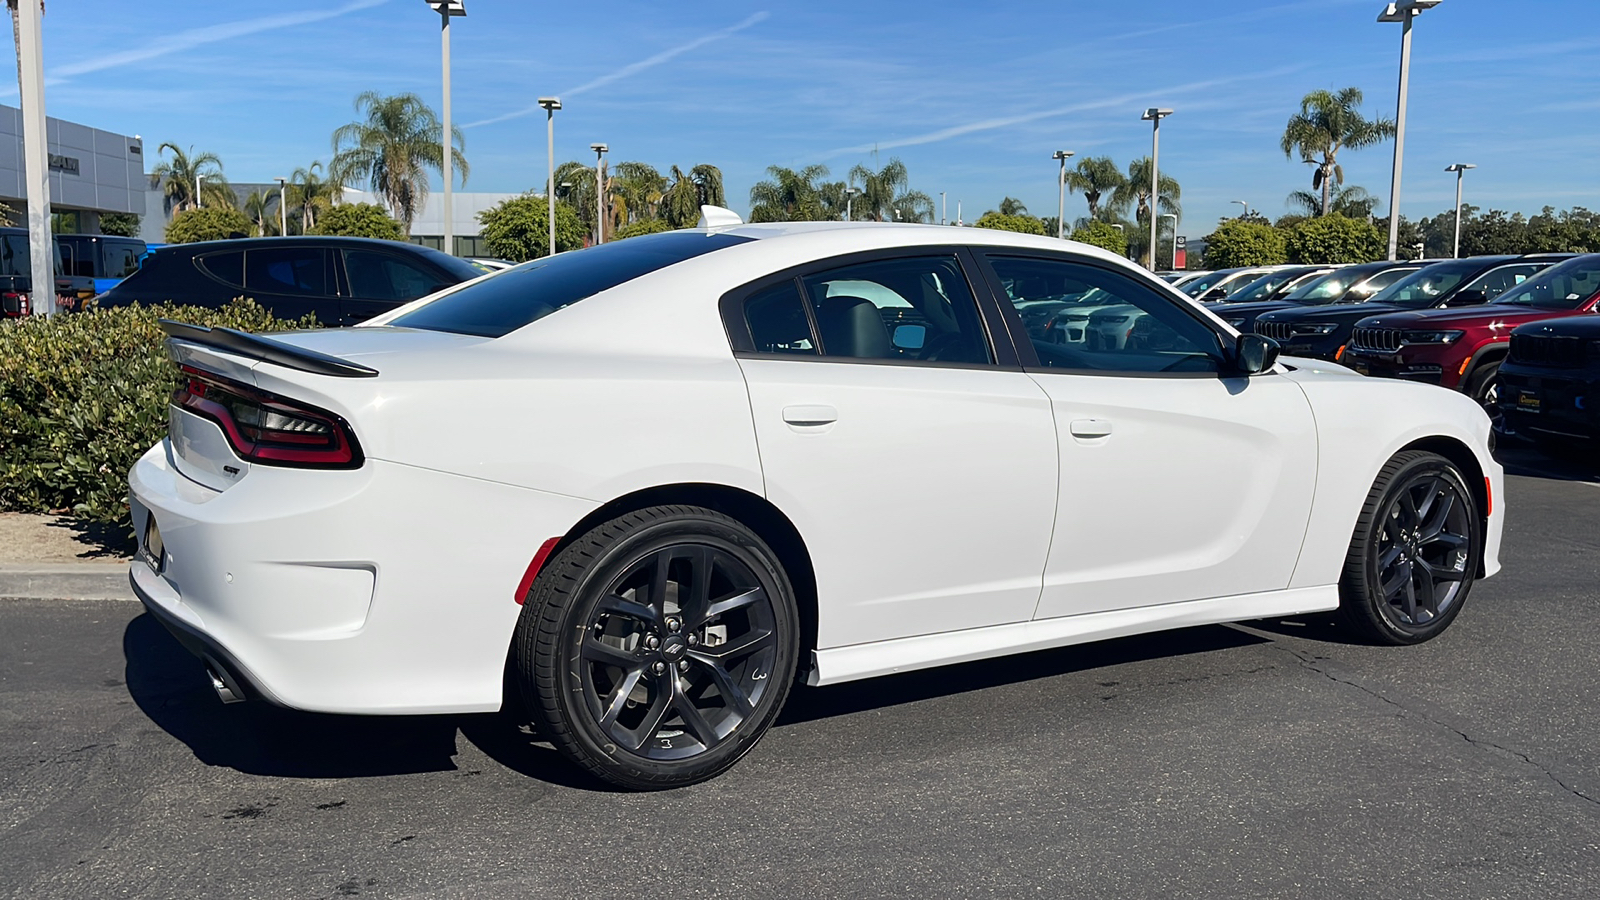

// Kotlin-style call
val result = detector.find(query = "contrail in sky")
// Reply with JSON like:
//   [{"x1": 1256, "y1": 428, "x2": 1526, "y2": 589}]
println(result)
[
  {"x1": 462, "y1": 11, "x2": 770, "y2": 129},
  {"x1": 50, "y1": 0, "x2": 390, "y2": 79}
]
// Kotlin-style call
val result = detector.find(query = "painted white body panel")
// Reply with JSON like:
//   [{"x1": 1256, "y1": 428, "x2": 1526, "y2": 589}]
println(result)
[{"x1": 126, "y1": 224, "x2": 1505, "y2": 715}]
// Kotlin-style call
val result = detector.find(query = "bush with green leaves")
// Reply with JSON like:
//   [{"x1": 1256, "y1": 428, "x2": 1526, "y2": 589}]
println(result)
[
  {"x1": 100, "y1": 212, "x2": 141, "y2": 237},
  {"x1": 0, "y1": 300, "x2": 317, "y2": 526},
  {"x1": 1203, "y1": 220, "x2": 1288, "y2": 268},
  {"x1": 613, "y1": 219, "x2": 675, "y2": 240},
  {"x1": 477, "y1": 193, "x2": 586, "y2": 261},
  {"x1": 311, "y1": 202, "x2": 404, "y2": 240},
  {"x1": 974, "y1": 212, "x2": 1048, "y2": 235},
  {"x1": 165, "y1": 206, "x2": 255, "y2": 244},
  {"x1": 1285, "y1": 215, "x2": 1384, "y2": 264},
  {"x1": 1070, "y1": 220, "x2": 1129, "y2": 256}
]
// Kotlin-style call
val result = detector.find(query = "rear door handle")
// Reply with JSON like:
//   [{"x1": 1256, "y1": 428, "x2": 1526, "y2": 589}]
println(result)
[
  {"x1": 1070, "y1": 418, "x2": 1112, "y2": 438},
  {"x1": 783, "y1": 405, "x2": 838, "y2": 426}
]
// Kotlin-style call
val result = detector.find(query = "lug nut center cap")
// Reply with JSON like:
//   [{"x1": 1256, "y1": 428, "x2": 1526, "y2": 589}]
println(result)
[{"x1": 661, "y1": 637, "x2": 688, "y2": 662}]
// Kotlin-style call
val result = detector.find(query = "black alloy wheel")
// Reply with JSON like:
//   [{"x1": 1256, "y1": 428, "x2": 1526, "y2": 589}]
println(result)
[
  {"x1": 1339, "y1": 451, "x2": 1481, "y2": 644},
  {"x1": 514, "y1": 505, "x2": 799, "y2": 790}
]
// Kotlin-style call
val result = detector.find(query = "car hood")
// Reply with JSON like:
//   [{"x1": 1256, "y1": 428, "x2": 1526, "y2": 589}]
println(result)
[
  {"x1": 1511, "y1": 315, "x2": 1600, "y2": 338},
  {"x1": 1352, "y1": 305, "x2": 1583, "y2": 330},
  {"x1": 1211, "y1": 300, "x2": 1301, "y2": 317},
  {"x1": 1257, "y1": 302, "x2": 1407, "y2": 324}
]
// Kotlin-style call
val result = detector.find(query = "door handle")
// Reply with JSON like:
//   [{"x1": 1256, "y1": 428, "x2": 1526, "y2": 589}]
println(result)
[
  {"x1": 783, "y1": 405, "x2": 838, "y2": 426},
  {"x1": 1070, "y1": 418, "x2": 1112, "y2": 438}
]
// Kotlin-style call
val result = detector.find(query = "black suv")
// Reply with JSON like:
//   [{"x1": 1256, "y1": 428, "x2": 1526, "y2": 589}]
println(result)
[
  {"x1": 95, "y1": 236, "x2": 484, "y2": 325},
  {"x1": 0, "y1": 226, "x2": 72, "y2": 317},
  {"x1": 1499, "y1": 316, "x2": 1600, "y2": 452}
]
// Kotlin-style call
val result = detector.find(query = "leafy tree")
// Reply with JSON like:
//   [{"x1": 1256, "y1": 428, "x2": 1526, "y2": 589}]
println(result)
[
  {"x1": 100, "y1": 212, "x2": 140, "y2": 237},
  {"x1": 288, "y1": 162, "x2": 339, "y2": 234},
  {"x1": 974, "y1": 211, "x2": 1047, "y2": 235},
  {"x1": 614, "y1": 219, "x2": 675, "y2": 240},
  {"x1": 749, "y1": 164, "x2": 830, "y2": 222},
  {"x1": 311, "y1": 202, "x2": 404, "y2": 240},
  {"x1": 848, "y1": 157, "x2": 932, "y2": 223},
  {"x1": 1203, "y1": 220, "x2": 1287, "y2": 268},
  {"x1": 1286, "y1": 183, "x2": 1379, "y2": 220},
  {"x1": 152, "y1": 143, "x2": 232, "y2": 213},
  {"x1": 476, "y1": 192, "x2": 585, "y2": 261},
  {"x1": 1525, "y1": 206, "x2": 1600, "y2": 253},
  {"x1": 165, "y1": 206, "x2": 254, "y2": 244},
  {"x1": 659, "y1": 164, "x2": 725, "y2": 227},
  {"x1": 1070, "y1": 219, "x2": 1128, "y2": 256},
  {"x1": 330, "y1": 91, "x2": 467, "y2": 236},
  {"x1": 1285, "y1": 215, "x2": 1384, "y2": 263},
  {"x1": 1065, "y1": 156, "x2": 1126, "y2": 221},
  {"x1": 1280, "y1": 87, "x2": 1395, "y2": 217},
  {"x1": 242, "y1": 189, "x2": 279, "y2": 237}
]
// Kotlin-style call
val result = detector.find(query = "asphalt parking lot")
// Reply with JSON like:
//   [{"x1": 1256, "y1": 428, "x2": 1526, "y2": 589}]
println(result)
[{"x1": 3, "y1": 446, "x2": 1599, "y2": 900}]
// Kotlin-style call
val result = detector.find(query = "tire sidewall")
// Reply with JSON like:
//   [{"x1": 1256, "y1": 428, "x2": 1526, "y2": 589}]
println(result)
[{"x1": 1361, "y1": 456, "x2": 1481, "y2": 643}]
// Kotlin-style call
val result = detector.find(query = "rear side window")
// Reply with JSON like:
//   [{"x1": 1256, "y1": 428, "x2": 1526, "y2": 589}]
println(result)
[
  {"x1": 344, "y1": 249, "x2": 446, "y2": 302},
  {"x1": 197, "y1": 251, "x2": 244, "y2": 287},
  {"x1": 247, "y1": 247, "x2": 329, "y2": 296},
  {"x1": 744, "y1": 281, "x2": 815, "y2": 355},
  {"x1": 392, "y1": 231, "x2": 753, "y2": 338}
]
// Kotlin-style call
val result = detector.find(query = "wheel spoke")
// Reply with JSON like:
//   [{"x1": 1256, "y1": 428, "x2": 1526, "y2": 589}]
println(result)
[
  {"x1": 649, "y1": 549, "x2": 674, "y2": 616},
  {"x1": 1401, "y1": 571, "x2": 1419, "y2": 623},
  {"x1": 629, "y1": 677, "x2": 674, "y2": 751},
  {"x1": 1400, "y1": 490, "x2": 1421, "y2": 527},
  {"x1": 672, "y1": 684, "x2": 720, "y2": 748},
  {"x1": 693, "y1": 587, "x2": 766, "y2": 628},
  {"x1": 1426, "y1": 532, "x2": 1468, "y2": 553},
  {"x1": 1419, "y1": 489, "x2": 1456, "y2": 541},
  {"x1": 599, "y1": 666, "x2": 645, "y2": 729},
  {"x1": 688, "y1": 546, "x2": 714, "y2": 618},
  {"x1": 582, "y1": 635, "x2": 637, "y2": 669},
  {"x1": 689, "y1": 657, "x2": 754, "y2": 717},
  {"x1": 597, "y1": 593, "x2": 659, "y2": 626},
  {"x1": 1378, "y1": 544, "x2": 1403, "y2": 569},
  {"x1": 1413, "y1": 563, "x2": 1438, "y2": 618},
  {"x1": 1382, "y1": 561, "x2": 1412, "y2": 598},
  {"x1": 692, "y1": 626, "x2": 775, "y2": 662}
]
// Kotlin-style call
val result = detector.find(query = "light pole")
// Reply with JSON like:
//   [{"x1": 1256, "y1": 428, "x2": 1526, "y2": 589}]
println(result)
[
  {"x1": 939, "y1": 191, "x2": 946, "y2": 225},
  {"x1": 1159, "y1": 213, "x2": 1178, "y2": 270},
  {"x1": 275, "y1": 176, "x2": 287, "y2": 236},
  {"x1": 590, "y1": 142, "x2": 608, "y2": 245},
  {"x1": 195, "y1": 173, "x2": 204, "y2": 210},
  {"x1": 1142, "y1": 107, "x2": 1173, "y2": 270},
  {"x1": 1053, "y1": 149, "x2": 1075, "y2": 239},
  {"x1": 538, "y1": 96, "x2": 562, "y2": 256},
  {"x1": 425, "y1": 1, "x2": 465, "y2": 255},
  {"x1": 1232, "y1": 199, "x2": 1250, "y2": 217},
  {"x1": 845, "y1": 187, "x2": 859, "y2": 221},
  {"x1": 16, "y1": 0, "x2": 50, "y2": 314},
  {"x1": 1379, "y1": 0, "x2": 1443, "y2": 261},
  {"x1": 1445, "y1": 162, "x2": 1475, "y2": 258}
]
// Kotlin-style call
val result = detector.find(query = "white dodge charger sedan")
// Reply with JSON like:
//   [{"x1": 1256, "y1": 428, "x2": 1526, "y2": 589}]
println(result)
[{"x1": 129, "y1": 211, "x2": 1503, "y2": 790}]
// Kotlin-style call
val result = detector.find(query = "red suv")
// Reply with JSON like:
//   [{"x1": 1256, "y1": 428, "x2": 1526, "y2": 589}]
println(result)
[{"x1": 1342, "y1": 253, "x2": 1600, "y2": 412}]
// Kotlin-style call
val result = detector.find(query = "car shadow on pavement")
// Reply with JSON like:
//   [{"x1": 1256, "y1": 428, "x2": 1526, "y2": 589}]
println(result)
[
  {"x1": 778, "y1": 624, "x2": 1268, "y2": 726},
  {"x1": 1496, "y1": 443, "x2": 1599, "y2": 483}
]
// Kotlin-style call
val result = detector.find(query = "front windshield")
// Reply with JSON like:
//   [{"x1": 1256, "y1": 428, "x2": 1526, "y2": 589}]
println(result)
[
  {"x1": 1226, "y1": 271, "x2": 1300, "y2": 303},
  {"x1": 1366, "y1": 262, "x2": 1478, "y2": 309},
  {"x1": 1182, "y1": 270, "x2": 1237, "y2": 296},
  {"x1": 1492, "y1": 256, "x2": 1600, "y2": 309}
]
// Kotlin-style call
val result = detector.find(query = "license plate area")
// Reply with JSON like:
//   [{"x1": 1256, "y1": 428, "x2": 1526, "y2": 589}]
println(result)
[
  {"x1": 1517, "y1": 390, "x2": 1542, "y2": 412},
  {"x1": 141, "y1": 514, "x2": 166, "y2": 573}
]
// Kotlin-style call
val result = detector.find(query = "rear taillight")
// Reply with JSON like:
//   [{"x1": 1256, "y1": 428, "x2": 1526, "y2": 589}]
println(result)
[
  {"x1": 1, "y1": 291, "x2": 29, "y2": 317},
  {"x1": 173, "y1": 365, "x2": 363, "y2": 469}
]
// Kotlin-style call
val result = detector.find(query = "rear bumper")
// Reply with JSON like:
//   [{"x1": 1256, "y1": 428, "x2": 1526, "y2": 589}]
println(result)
[
  {"x1": 1499, "y1": 368, "x2": 1600, "y2": 440},
  {"x1": 128, "y1": 437, "x2": 598, "y2": 715}
]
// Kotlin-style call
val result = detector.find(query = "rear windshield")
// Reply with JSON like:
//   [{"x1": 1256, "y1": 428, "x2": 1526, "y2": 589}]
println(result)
[
  {"x1": 1492, "y1": 255, "x2": 1600, "y2": 309},
  {"x1": 390, "y1": 231, "x2": 753, "y2": 337}
]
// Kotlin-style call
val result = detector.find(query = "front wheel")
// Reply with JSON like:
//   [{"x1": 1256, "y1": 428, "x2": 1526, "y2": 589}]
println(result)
[
  {"x1": 1338, "y1": 451, "x2": 1482, "y2": 645},
  {"x1": 514, "y1": 505, "x2": 799, "y2": 790}
]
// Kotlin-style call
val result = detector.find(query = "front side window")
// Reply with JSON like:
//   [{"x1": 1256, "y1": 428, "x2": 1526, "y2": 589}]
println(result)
[
  {"x1": 105, "y1": 244, "x2": 141, "y2": 279},
  {"x1": 988, "y1": 255, "x2": 1225, "y2": 374},
  {"x1": 246, "y1": 247, "x2": 328, "y2": 296},
  {"x1": 798, "y1": 255, "x2": 991, "y2": 364}
]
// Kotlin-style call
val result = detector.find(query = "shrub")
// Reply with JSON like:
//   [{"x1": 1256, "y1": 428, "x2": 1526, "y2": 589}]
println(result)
[
  {"x1": 614, "y1": 219, "x2": 675, "y2": 240},
  {"x1": 311, "y1": 202, "x2": 404, "y2": 240},
  {"x1": 1202, "y1": 220, "x2": 1287, "y2": 268},
  {"x1": 1285, "y1": 215, "x2": 1385, "y2": 263},
  {"x1": 0, "y1": 300, "x2": 317, "y2": 526},
  {"x1": 974, "y1": 212, "x2": 1048, "y2": 235},
  {"x1": 100, "y1": 212, "x2": 141, "y2": 237},
  {"x1": 477, "y1": 193, "x2": 586, "y2": 261},
  {"x1": 1070, "y1": 220, "x2": 1128, "y2": 256},
  {"x1": 165, "y1": 206, "x2": 255, "y2": 243}
]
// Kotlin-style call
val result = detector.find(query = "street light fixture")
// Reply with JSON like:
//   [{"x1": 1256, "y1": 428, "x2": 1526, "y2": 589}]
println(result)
[
  {"x1": 939, "y1": 191, "x2": 946, "y2": 225},
  {"x1": 1159, "y1": 213, "x2": 1178, "y2": 270},
  {"x1": 1141, "y1": 108, "x2": 1173, "y2": 270},
  {"x1": 1052, "y1": 150, "x2": 1075, "y2": 239},
  {"x1": 274, "y1": 176, "x2": 287, "y2": 236},
  {"x1": 538, "y1": 96, "x2": 562, "y2": 256},
  {"x1": 1232, "y1": 199, "x2": 1250, "y2": 217},
  {"x1": 590, "y1": 142, "x2": 608, "y2": 245},
  {"x1": 425, "y1": 1, "x2": 465, "y2": 255},
  {"x1": 1379, "y1": 0, "x2": 1443, "y2": 261},
  {"x1": 1446, "y1": 162, "x2": 1476, "y2": 259},
  {"x1": 845, "y1": 187, "x2": 860, "y2": 221}
]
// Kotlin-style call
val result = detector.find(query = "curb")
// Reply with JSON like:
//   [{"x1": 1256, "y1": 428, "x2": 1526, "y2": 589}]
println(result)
[{"x1": 0, "y1": 563, "x2": 135, "y2": 601}]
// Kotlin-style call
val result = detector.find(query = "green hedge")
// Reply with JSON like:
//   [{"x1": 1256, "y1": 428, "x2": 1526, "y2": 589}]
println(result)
[{"x1": 0, "y1": 300, "x2": 317, "y2": 526}]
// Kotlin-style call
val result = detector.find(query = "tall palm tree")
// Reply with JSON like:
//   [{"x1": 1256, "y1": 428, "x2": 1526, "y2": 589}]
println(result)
[
  {"x1": 242, "y1": 189, "x2": 277, "y2": 236},
  {"x1": 660, "y1": 164, "x2": 725, "y2": 227},
  {"x1": 1286, "y1": 183, "x2": 1379, "y2": 219},
  {"x1": 996, "y1": 197, "x2": 1028, "y2": 216},
  {"x1": 607, "y1": 161, "x2": 667, "y2": 227},
  {"x1": 329, "y1": 91, "x2": 467, "y2": 236},
  {"x1": 847, "y1": 157, "x2": 926, "y2": 223},
  {"x1": 749, "y1": 165, "x2": 830, "y2": 222},
  {"x1": 1110, "y1": 157, "x2": 1181, "y2": 229},
  {"x1": 889, "y1": 189, "x2": 935, "y2": 223},
  {"x1": 288, "y1": 162, "x2": 338, "y2": 233},
  {"x1": 1064, "y1": 156, "x2": 1126, "y2": 220},
  {"x1": 152, "y1": 143, "x2": 231, "y2": 213},
  {"x1": 1280, "y1": 87, "x2": 1395, "y2": 217}
]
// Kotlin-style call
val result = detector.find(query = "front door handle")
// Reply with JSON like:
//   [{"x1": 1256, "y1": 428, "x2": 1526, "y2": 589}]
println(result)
[
  {"x1": 1070, "y1": 418, "x2": 1112, "y2": 438},
  {"x1": 783, "y1": 405, "x2": 838, "y2": 426}
]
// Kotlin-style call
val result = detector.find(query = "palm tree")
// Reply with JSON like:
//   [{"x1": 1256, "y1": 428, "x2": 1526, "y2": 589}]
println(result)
[
  {"x1": 1286, "y1": 183, "x2": 1380, "y2": 219},
  {"x1": 152, "y1": 143, "x2": 231, "y2": 213},
  {"x1": 329, "y1": 91, "x2": 467, "y2": 236},
  {"x1": 607, "y1": 161, "x2": 667, "y2": 228},
  {"x1": 1280, "y1": 87, "x2": 1395, "y2": 217},
  {"x1": 995, "y1": 197, "x2": 1028, "y2": 216},
  {"x1": 847, "y1": 157, "x2": 926, "y2": 223},
  {"x1": 242, "y1": 189, "x2": 277, "y2": 236},
  {"x1": 659, "y1": 164, "x2": 725, "y2": 227},
  {"x1": 749, "y1": 165, "x2": 830, "y2": 222},
  {"x1": 889, "y1": 189, "x2": 935, "y2": 223},
  {"x1": 288, "y1": 162, "x2": 339, "y2": 233},
  {"x1": 1110, "y1": 157, "x2": 1181, "y2": 229},
  {"x1": 1064, "y1": 156, "x2": 1126, "y2": 220}
]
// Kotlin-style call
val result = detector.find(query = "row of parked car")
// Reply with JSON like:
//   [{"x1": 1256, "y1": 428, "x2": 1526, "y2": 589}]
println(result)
[{"x1": 1170, "y1": 254, "x2": 1600, "y2": 455}]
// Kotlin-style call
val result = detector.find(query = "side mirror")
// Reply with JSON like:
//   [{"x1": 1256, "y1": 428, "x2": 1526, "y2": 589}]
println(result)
[
  {"x1": 1233, "y1": 333, "x2": 1280, "y2": 375},
  {"x1": 1449, "y1": 289, "x2": 1488, "y2": 306},
  {"x1": 1202, "y1": 288, "x2": 1227, "y2": 301},
  {"x1": 891, "y1": 323, "x2": 927, "y2": 350}
]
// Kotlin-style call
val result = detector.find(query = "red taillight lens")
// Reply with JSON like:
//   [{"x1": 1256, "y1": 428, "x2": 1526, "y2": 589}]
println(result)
[
  {"x1": 1, "y1": 291, "x2": 28, "y2": 317},
  {"x1": 173, "y1": 365, "x2": 363, "y2": 468}
]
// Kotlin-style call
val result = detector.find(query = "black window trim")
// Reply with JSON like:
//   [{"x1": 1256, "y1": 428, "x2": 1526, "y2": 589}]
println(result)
[
  {"x1": 970, "y1": 248, "x2": 1259, "y2": 380},
  {"x1": 718, "y1": 245, "x2": 1023, "y2": 371}
]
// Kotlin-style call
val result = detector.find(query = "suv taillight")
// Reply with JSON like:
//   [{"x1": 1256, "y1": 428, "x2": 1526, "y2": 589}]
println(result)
[
  {"x1": 173, "y1": 366, "x2": 363, "y2": 468},
  {"x1": 1, "y1": 291, "x2": 29, "y2": 317}
]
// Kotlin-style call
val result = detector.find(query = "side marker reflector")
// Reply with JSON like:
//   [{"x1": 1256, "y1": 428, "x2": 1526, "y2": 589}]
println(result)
[
  {"x1": 1335, "y1": 344, "x2": 1346, "y2": 361},
  {"x1": 514, "y1": 537, "x2": 562, "y2": 605},
  {"x1": 1484, "y1": 477, "x2": 1493, "y2": 517}
]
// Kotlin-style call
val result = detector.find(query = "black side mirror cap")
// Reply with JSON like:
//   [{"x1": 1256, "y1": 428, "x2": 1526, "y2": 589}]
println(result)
[{"x1": 1233, "y1": 333, "x2": 1281, "y2": 375}]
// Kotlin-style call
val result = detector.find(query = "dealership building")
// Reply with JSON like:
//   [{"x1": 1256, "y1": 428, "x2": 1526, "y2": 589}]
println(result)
[{"x1": 0, "y1": 103, "x2": 145, "y2": 233}]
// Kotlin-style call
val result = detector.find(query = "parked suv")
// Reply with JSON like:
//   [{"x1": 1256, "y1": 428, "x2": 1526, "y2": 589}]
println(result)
[
  {"x1": 1254, "y1": 255, "x2": 1567, "y2": 362},
  {"x1": 1498, "y1": 315, "x2": 1600, "y2": 451},
  {"x1": 56, "y1": 233, "x2": 146, "y2": 294},
  {"x1": 0, "y1": 226, "x2": 72, "y2": 317},
  {"x1": 1181, "y1": 265, "x2": 1294, "y2": 302},
  {"x1": 1214, "y1": 259, "x2": 1424, "y2": 335},
  {"x1": 94, "y1": 236, "x2": 484, "y2": 324},
  {"x1": 1343, "y1": 253, "x2": 1600, "y2": 414}
]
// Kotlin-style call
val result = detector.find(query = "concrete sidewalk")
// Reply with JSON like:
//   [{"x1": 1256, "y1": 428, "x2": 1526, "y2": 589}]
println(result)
[
  {"x1": 0, "y1": 562, "x2": 134, "y2": 601},
  {"x1": 0, "y1": 512, "x2": 134, "y2": 600}
]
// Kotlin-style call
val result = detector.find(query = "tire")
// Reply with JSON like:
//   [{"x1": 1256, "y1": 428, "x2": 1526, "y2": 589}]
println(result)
[
  {"x1": 1338, "y1": 451, "x2": 1482, "y2": 645},
  {"x1": 513, "y1": 505, "x2": 800, "y2": 790},
  {"x1": 1467, "y1": 360, "x2": 1502, "y2": 412}
]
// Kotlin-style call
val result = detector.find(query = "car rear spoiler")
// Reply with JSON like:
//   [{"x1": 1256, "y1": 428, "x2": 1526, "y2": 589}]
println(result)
[{"x1": 159, "y1": 319, "x2": 379, "y2": 378}]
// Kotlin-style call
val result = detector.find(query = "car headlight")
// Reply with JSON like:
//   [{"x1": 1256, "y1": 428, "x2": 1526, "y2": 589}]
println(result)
[
  {"x1": 1290, "y1": 323, "x2": 1339, "y2": 336},
  {"x1": 1401, "y1": 330, "x2": 1464, "y2": 345},
  {"x1": 1223, "y1": 317, "x2": 1246, "y2": 328}
]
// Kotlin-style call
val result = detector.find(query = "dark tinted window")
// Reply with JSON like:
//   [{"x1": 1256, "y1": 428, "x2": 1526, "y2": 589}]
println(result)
[
  {"x1": 105, "y1": 243, "x2": 142, "y2": 279},
  {"x1": 800, "y1": 255, "x2": 991, "y2": 364},
  {"x1": 393, "y1": 231, "x2": 753, "y2": 338},
  {"x1": 247, "y1": 247, "x2": 328, "y2": 296},
  {"x1": 1492, "y1": 256, "x2": 1600, "y2": 309},
  {"x1": 197, "y1": 250, "x2": 244, "y2": 287},
  {"x1": 744, "y1": 281, "x2": 815, "y2": 355},
  {"x1": 344, "y1": 249, "x2": 446, "y2": 302}
]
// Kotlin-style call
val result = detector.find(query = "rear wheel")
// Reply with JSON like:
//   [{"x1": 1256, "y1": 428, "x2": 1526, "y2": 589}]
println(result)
[
  {"x1": 1338, "y1": 451, "x2": 1481, "y2": 645},
  {"x1": 514, "y1": 505, "x2": 799, "y2": 790}
]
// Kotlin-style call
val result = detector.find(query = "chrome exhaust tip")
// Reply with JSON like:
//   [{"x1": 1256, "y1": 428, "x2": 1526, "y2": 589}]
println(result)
[{"x1": 203, "y1": 660, "x2": 245, "y2": 704}]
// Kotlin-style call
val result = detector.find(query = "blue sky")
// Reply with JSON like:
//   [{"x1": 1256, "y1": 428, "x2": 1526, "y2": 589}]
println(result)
[{"x1": 7, "y1": 0, "x2": 1597, "y2": 235}]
